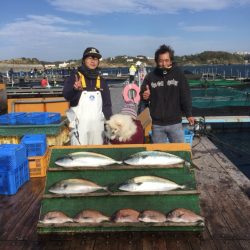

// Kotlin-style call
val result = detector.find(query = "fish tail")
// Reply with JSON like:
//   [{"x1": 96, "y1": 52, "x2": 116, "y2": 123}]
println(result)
[
  {"x1": 197, "y1": 219, "x2": 205, "y2": 226},
  {"x1": 103, "y1": 186, "x2": 112, "y2": 194},
  {"x1": 116, "y1": 161, "x2": 123, "y2": 165},
  {"x1": 180, "y1": 185, "x2": 186, "y2": 189},
  {"x1": 185, "y1": 160, "x2": 200, "y2": 170}
]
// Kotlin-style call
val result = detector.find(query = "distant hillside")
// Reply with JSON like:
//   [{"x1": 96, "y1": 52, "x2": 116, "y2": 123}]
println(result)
[
  {"x1": 0, "y1": 51, "x2": 246, "y2": 69},
  {"x1": 175, "y1": 51, "x2": 245, "y2": 65},
  {"x1": 0, "y1": 57, "x2": 41, "y2": 64}
]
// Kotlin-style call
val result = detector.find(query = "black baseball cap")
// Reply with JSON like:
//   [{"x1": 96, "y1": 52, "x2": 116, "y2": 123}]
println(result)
[{"x1": 82, "y1": 47, "x2": 102, "y2": 60}]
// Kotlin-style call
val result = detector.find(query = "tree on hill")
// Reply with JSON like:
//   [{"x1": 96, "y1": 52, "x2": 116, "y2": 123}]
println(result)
[{"x1": 177, "y1": 51, "x2": 244, "y2": 65}]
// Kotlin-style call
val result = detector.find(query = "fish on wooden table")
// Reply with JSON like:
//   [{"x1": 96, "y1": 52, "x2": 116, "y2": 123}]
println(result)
[
  {"x1": 123, "y1": 151, "x2": 184, "y2": 166},
  {"x1": 74, "y1": 210, "x2": 110, "y2": 223},
  {"x1": 139, "y1": 210, "x2": 166, "y2": 223},
  {"x1": 112, "y1": 208, "x2": 140, "y2": 223},
  {"x1": 55, "y1": 152, "x2": 119, "y2": 167},
  {"x1": 166, "y1": 208, "x2": 204, "y2": 223},
  {"x1": 39, "y1": 211, "x2": 73, "y2": 224},
  {"x1": 48, "y1": 178, "x2": 107, "y2": 194},
  {"x1": 118, "y1": 176, "x2": 185, "y2": 192}
]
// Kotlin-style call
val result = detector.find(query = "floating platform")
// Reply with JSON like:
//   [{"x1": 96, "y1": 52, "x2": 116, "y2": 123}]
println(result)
[{"x1": 0, "y1": 137, "x2": 249, "y2": 249}]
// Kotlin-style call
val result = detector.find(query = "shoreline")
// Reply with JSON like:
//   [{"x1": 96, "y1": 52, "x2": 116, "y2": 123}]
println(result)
[{"x1": 1, "y1": 62, "x2": 249, "y2": 73}]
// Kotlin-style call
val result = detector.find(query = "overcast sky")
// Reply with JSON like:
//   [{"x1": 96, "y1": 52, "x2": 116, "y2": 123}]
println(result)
[{"x1": 0, "y1": 0, "x2": 250, "y2": 61}]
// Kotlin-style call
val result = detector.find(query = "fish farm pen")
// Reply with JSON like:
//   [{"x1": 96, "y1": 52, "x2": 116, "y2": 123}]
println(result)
[
  {"x1": 191, "y1": 88, "x2": 250, "y2": 108},
  {"x1": 190, "y1": 87, "x2": 250, "y2": 116}
]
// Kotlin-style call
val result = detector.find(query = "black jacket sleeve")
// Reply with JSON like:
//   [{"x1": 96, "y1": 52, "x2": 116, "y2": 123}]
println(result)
[
  {"x1": 63, "y1": 70, "x2": 81, "y2": 106},
  {"x1": 101, "y1": 79, "x2": 112, "y2": 120},
  {"x1": 139, "y1": 74, "x2": 151, "y2": 99}
]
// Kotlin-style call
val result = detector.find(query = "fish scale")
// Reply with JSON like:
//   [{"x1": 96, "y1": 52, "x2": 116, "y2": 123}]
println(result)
[
  {"x1": 119, "y1": 175, "x2": 185, "y2": 192},
  {"x1": 123, "y1": 151, "x2": 184, "y2": 166},
  {"x1": 74, "y1": 210, "x2": 110, "y2": 223},
  {"x1": 48, "y1": 178, "x2": 107, "y2": 194},
  {"x1": 39, "y1": 211, "x2": 73, "y2": 224},
  {"x1": 55, "y1": 151, "x2": 119, "y2": 167},
  {"x1": 166, "y1": 208, "x2": 204, "y2": 223}
]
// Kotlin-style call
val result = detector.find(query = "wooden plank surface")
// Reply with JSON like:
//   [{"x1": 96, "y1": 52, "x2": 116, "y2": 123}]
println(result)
[{"x1": 0, "y1": 137, "x2": 250, "y2": 249}]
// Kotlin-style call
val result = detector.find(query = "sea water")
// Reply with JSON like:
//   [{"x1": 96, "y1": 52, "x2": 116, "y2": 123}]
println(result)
[{"x1": 209, "y1": 130, "x2": 250, "y2": 179}]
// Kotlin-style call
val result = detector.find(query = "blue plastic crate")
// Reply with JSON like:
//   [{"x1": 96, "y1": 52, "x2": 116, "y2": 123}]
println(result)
[
  {"x1": 184, "y1": 129, "x2": 194, "y2": 146},
  {"x1": 21, "y1": 134, "x2": 47, "y2": 157},
  {"x1": 0, "y1": 144, "x2": 27, "y2": 171},
  {"x1": 15, "y1": 113, "x2": 35, "y2": 125},
  {"x1": 0, "y1": 112, "x2": 26, "y2": 125},
  {"x1": 16, "y1": 112, "x2": 61, "y2": 125},
  {"x1": 32, "y1": 112, "x2": 61, "y2": 125},
  {"x1": 0, "y1": 160, "x2": 30, "y2": 195}
]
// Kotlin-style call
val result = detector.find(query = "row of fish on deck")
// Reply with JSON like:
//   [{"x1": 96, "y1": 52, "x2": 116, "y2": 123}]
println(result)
[
  {"x1": 40, "y1": 208, "x2": 204, "y2": 225},
  {"x1": 48, "y1": 176, "x2": 185, "y2": 194},
  {"x1": 40, "y1": 150, "x2": 204, "y2": 228},
  {"x1": 54, "y1": 150, "x2": 185, "y2": 167},
  {"x1": 50, "y1": 151, "x2": 185, "y2": 194}
]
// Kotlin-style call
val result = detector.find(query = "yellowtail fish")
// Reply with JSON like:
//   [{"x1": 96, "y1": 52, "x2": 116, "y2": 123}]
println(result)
[
  {"x1": 74, "y1": 210, "x2": 110, "y2": 223},
  {"x1": 139, "y1": 210, "x2": 166, "y2": 223},
  {"x1": 55, "y1": 152, "x2": 119, "y2": 167},
  {"x1": 112, "y1": 208, "x2": 140, "y2": 223},
  {"x1": 39, "y1": 211, "x2": 73, "y2": 224},
  {"x1": 166, "y1": 208, "x2": 204, "y2": 223},
  {"x1": 119, "y1": 176, "x2": 185, "y2": 192},
  {"x1": 48, "y1": 178, "x2": 107, "y2": 194},
  {"x1": 123, "y1": 151, "x2": 184, "y2": 166}
]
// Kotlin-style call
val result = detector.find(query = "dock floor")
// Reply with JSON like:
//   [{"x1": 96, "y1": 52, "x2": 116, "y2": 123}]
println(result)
[{"x1": 0, "y1": 137, "x2": 250, "y2": 249}]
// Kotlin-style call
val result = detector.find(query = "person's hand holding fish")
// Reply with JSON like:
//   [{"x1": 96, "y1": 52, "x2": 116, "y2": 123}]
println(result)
[{"x1": 73, "y1": 75, "x2": 82, "y2": 90}]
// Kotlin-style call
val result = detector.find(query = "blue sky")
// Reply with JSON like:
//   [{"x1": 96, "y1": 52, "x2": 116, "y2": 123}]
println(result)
[{"x1": 0, "y1": 0, "x2": 250, "y2": 61}]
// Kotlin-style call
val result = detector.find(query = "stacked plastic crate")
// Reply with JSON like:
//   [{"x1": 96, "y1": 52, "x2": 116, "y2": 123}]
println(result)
[
  {"x1": 0, "y1": 112, "x2": 61, "y2": 126},
  {"x1": 21, "y1": 134, "x2": 49, "y2": 177},
  {"x1": 0, "y1": 112, "x2": 67, "y2": 146},
  {"x1": 0, "y1": 112, "x2": 26, "y2": 125},
  {"x1": 0, "y1": 144, "x2": 30, "y2": 195},
  {"x1": 16, "y1": 112, "x2": 61, "y2": 125}
]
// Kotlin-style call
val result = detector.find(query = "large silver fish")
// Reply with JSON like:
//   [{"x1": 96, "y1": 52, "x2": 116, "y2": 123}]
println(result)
[
  {"x1": 139, "y1": 210, "x2": 166, "y2": 223},
  {"x1": 55, "y1": 152, "x2": 119, "y2": 167},
  {"x1": 74, "y1": 210, "x2": 110, "y2": 223},
  {"x1": 39, "y1": 211, "x2": 73, "y2": 224},
  {"x1": 48, "y1": 178, "x2": 107, "y2": 194},
  {"x1": 118, "y1": 176, "x2": 185, "y2": 192},
  {"x1": 166, "y1": 208, "x2": 204, "y2": 223},
  {"x1": 112, "y1": 208, "x2": 140, "y2": 223},
  {"x1": 123, "y1": 151, "x2": 184, "y2": 166}
]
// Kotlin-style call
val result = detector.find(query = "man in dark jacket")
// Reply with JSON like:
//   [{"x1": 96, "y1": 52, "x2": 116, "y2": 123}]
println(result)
[
  {"x1": 140, "y1": 44, "x2": 194, "y2": 143},
  {"x1": 63, "y1": 47, "x2": 112, "y2": 145}
]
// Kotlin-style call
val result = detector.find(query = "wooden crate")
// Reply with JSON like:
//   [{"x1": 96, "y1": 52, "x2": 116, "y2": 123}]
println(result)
[
  {"x1": 37, "y1": 143, "x2": 203, "y2": 234},
  {"x1": 28, "y1": 149, "x2": 49, "y2": 177},
  {"x1": 0, "y1": 136, "x2": 20, "y2": 144},
  {"x1": 47, "y1": 126, "x2": 69, "y2": 146}
]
